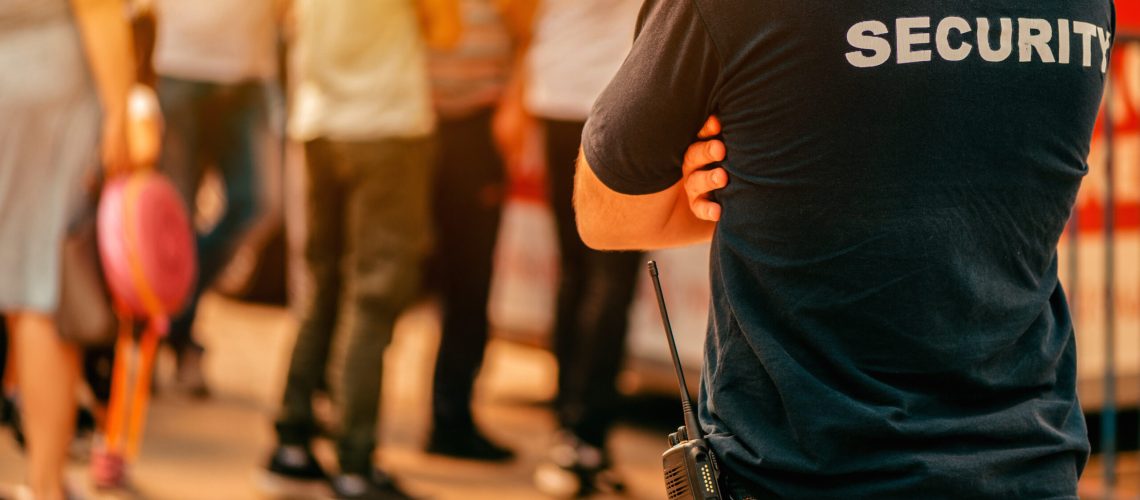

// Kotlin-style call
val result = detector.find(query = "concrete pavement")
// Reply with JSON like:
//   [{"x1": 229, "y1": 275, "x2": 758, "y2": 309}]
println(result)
[{"x1": 0, "y1": 294, "x2": 666, "y2": 499}]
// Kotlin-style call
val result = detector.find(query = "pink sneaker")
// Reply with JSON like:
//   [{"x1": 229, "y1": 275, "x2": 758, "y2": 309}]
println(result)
[{"x1": 89, "y1": 444, "x2": 127, "y2": 490}]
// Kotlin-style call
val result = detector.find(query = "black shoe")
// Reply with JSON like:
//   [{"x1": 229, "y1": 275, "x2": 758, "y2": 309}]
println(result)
[
  {"x1": 534, "y1": 430, "x2": 626, "y2": 498},
  {"x1": 330, "y1": 469, "x2": 416, "y2": 500},
  {"x1": 426, "y1": 427, "x2": 514, "y2": 462},
  {"x1": 259, "y1": 444, "x2": 331, "y2": 498}
]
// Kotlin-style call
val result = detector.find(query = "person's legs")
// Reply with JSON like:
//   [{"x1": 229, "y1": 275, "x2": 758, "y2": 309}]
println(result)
[
  {"x1": 261, "y1": 140, "x2": 344, "y2": 496},
  {"x1": 427, "y1": 110, "x2": 511, "y2": 459},
  {"x1": 196, "y1": 80, "x2": 266, "y2": 284},
  {"x1": 156, "y1": 77, "x2": 212, "y2": 359},
  {"x1": 275, "y1": 139, "x2": 345, "y2": 446},
  {"x1": 9, "y1": 313, "x2": 79, "y2": 500},
  {"x1": 430, "y1": 110, "x2": 504, "y2": 427},
  {"x1": 562, "y1": 249, "x2": 642, "y2": 447},
  {"x1": 169, "y1": 81, "x2": 267, "y2": 393},
  {"x1": 332, "y1": 136, "x2": 434, "y2": 477},
  {"x1": 542, "y1": 119, "x2": 590, "y2": 409},
  {"x1": 157, "y1": 76, "x2": 211, "y2": 211},
  {"x1": 535, "y1": 119, "x2": 637, "y2": 496}
]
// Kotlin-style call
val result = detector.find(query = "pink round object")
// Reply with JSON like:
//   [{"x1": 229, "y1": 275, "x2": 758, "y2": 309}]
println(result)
[{"x1": 97, "y1": 171, "x2": 197, "y2": 319}]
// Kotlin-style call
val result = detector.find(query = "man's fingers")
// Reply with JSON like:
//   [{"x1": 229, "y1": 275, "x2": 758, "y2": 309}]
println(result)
[
  {"x1": 698, "y1": 115, "x2": 721, "y2": 139},
  {"x1": 685, "y1": 168, "x2": 728, "y2": 198},
  {"x1": 682, "y1": 139, "x2": 726, "y2": 173},
  {"x1": 686, "y1": 116, "x2": 726, "y2": 222},
  {"x1": 690, "y1": 198, "x2": 721, "y2": 222}
]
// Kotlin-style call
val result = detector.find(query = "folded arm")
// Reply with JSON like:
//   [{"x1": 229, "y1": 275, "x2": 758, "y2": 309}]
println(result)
[
  {"x1": 572, "y1": 0, "x2": 726, "y2": 250},
  {"x1": 574, "y1": 117, "x2": 728, "y2": 250}
]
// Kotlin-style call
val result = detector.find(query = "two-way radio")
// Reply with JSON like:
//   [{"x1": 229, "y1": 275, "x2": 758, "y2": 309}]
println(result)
[{"x1": 648, "y1": 261, "x2": 724, "y2": 500}]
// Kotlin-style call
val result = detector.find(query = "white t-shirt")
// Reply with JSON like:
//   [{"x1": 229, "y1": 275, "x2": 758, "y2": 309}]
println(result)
[
  {"x1": 153, "y1": 0, "x2": 278, "y2": 83},
  {"x1": 523, "y1": 0, "x2": 643, "y2": 121},
  {"x1": 289, "y1": 0, "x2": 434, "y2": 141}
]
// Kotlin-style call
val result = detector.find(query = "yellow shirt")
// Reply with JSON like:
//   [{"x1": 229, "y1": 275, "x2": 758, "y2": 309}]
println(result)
[{"x1": 289, "y1": 0, "x2": 435, "y2": 141}]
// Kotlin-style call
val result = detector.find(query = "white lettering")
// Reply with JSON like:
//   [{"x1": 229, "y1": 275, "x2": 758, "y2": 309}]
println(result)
[
  {"x1": 845, "y1": 17, "x2": 1110, "y2": 70},
  {"x1": 1018, "y1": 18, "x2": 1055, "y2": 63},
  {"x1": 1097, "y1": 27, "x2": 1112, "y2": 73},
  {"x1": 977, "y1": 18, "x2": 1014, "y2": 62},
  {"x1": 935, "y1": 17, "x2": 973, "y2": 61},
  {"x1": 1072, "y1": 21, "x2": 1098, "y2": 67},
  {"x1": 897, "y1": 17, "x2": 932, "y2": 64},
  {"x1": 1057, "y1": 19, "x2": 1071, "y2": 64},
  {"x1": 846, "y1": 20, "x2": 892, "y2": 68}
]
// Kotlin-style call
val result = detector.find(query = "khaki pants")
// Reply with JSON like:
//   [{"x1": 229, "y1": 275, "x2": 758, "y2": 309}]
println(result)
[{"x1": 276, "y1": 136, "x2": 434, "y2": 474}]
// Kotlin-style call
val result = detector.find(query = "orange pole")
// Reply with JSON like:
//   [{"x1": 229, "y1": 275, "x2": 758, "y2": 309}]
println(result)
[
  {"x1": 125, "y1": 322, "x2": 161, "y2": 459},
  {"x1": 104, "y1": 314, "x2": 134, "y2": 454}
]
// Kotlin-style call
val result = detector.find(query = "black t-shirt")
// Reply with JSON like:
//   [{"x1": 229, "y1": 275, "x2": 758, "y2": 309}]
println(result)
[{"x1": 583, "y1": 1, "x2": 1113, "y2": 498}]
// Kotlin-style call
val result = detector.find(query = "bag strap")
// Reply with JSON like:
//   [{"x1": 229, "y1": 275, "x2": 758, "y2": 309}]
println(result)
[{"x1": 121, "y1": 171, "x2": 169, "y2": 328}]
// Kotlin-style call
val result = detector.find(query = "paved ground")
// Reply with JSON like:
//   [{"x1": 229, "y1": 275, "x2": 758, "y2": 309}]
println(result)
[
  {"x1": 2, "y1": 294, "x2": 1138, "y2": 499},
  {"x1": 0, "y1": 295, "x2": 668, "y2": 499}
]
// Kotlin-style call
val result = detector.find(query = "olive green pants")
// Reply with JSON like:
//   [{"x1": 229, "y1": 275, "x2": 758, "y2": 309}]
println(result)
[{"x1": 276, "y1": 136, "x2": 434, "y2": 474}]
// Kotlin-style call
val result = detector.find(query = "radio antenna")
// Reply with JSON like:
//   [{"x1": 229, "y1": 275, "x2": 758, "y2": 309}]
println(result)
[{"x1": 648, "y1": 261, "x2": 704, "y2": 441}]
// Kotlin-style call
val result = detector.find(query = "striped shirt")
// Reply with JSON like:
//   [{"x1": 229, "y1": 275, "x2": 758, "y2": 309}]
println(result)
[{"x1": 429, "y1": 0, "x2": 513, "y2": 119}]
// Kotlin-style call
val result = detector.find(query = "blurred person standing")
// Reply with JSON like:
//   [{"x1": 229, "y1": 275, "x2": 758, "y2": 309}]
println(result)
[
  {"x1": 261, "y1": 0, "x2": 458, "y2": 498},
  {"x1": 151, "y1": 0, "x2": 283, "y2": 396},
  {"x1": 0, "y1": 0, "x2": 137, "y2": 497},
  {"x1": 424, "y1": 0, "x2": 535, "y2": 463},
  {"x1": 519, "y1": 0, "x2": 644, "y2": 496}
]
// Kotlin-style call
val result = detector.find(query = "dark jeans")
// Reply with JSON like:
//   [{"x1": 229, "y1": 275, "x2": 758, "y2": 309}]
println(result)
[
  {"x1": 429, "y1": 109, "x2": 505, "y2": 431},
  {"x1": 543, "y1": 119, "x2": 643, "y2": 448},
  {"x1": 157, "y1": 76, "x2": 267, "y2": 354},
  {"x1": 276, "y1": 136, "x2": 434, "y2": 474}
]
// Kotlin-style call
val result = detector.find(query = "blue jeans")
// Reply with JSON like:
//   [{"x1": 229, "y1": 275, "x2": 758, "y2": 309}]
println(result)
[{"x1": 157, "y1": 76, "x2": 267, "y2": 354}]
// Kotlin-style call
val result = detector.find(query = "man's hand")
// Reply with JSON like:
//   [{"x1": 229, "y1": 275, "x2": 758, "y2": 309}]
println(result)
[
  {"x1": 573, "y1": 115, "x2": 727, "y2": 250},
  {"x1": 683, "y1": 115, "x2": 727, "y2": 221},
  {"x1": 492, "y1": 86, "x2": 534, "y2": 176}
]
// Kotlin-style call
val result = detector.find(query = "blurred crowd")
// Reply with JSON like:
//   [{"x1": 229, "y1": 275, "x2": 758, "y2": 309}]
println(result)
[{"x1": 0, "y1": 0, "x2": 654, "y2": 498}]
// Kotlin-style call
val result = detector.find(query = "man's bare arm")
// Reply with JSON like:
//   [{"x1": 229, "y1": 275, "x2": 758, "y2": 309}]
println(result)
[{"x1": 573, "y1": 117, "x2": 729, "y2": 250}]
